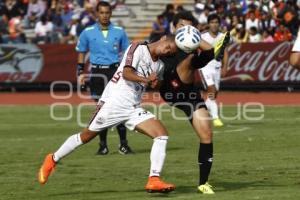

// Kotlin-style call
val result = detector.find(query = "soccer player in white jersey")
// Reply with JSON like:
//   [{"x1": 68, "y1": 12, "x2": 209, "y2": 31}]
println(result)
[
  {"x1": 38, "y1": 35, "x2": 178, "y2": 193},
  {"x1": 290, "y1": 28, "x2": 300, "y2": 69},
  {"x1": 199, "y1": 14, "x2": 229, "y2": 127}
]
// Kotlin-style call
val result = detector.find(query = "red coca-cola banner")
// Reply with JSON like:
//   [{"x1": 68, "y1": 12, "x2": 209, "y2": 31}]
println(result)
[
  {"x1": 0, "y1": 42, "x2": 299, "y2": 87},
  {"x1": 224, "y1": 42, "x2": 300, "y2": 83},
  {"x1": 36, "y1": 44, "x2": 77, "y2": 82}
]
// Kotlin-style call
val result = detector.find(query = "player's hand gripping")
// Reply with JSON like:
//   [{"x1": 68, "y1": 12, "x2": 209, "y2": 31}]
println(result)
[{"x1": 147, "y1": 72, "x2": 158, "y2": 89}]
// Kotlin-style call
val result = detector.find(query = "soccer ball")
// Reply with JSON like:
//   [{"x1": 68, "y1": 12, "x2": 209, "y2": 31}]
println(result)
[{"x1": 175, "y1": 25, "x2": 201, "y2": 53}]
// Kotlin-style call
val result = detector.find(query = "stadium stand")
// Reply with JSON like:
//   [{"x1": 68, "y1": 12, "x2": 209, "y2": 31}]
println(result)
[{"x1": 0, "y1": 0, "x2": 299, "y2": 43}]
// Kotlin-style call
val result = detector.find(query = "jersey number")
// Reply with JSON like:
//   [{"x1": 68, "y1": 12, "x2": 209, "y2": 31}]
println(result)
[{"x1": 111, "y1": 71, "x2": 122, "y2": 83}]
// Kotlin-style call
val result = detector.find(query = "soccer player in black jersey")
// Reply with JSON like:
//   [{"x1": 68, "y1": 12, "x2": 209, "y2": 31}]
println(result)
[{"x1": 159, "y1": 11, "x2": 230, "y2": 194}]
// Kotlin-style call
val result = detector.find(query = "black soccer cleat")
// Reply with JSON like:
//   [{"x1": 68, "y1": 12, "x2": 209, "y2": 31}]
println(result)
[
  {"x1": 96, "y1": 144, "x2": 109, "y2": 155},
  {"x1": 119, "y1": 140, "x2": 133, "y2": 155}
]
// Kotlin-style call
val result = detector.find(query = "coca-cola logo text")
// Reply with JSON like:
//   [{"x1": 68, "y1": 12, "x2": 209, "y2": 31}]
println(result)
[{"x1": 225, "y1": 42, "x2": 300, "y2": 82}]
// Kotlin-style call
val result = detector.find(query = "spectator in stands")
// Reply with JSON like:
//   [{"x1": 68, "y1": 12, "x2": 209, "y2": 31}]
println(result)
[
  {"x1": 260, "y1": 0, "x2": 275, "y2": 14},
  {"x1": 162, "y1": 3, "x2": 175, "y2": 23},
  {"x1": 225, "y1": 1, "x2": 243, "y2": 19},
  {"x1": 193, "y1": 0, "x2": 204, "y2": 18},
  {"x1": 230, "y1": 23, "x2": 249, "y2": 43},
  {"x1": 248, "y1": 26, "x2": 262, "y2": 43},
  {"x1": 25, "y1": 0, "x2": 46, "y2": 28},
  {"x1": 47, "y1": 4, "x2": 63, "y2": 32},
  {"x1": 2, "y1": 0, "x2": 24, "y2": 19},
  {"x1": 262, "y1": 29, "x2": 274, "y2": 42},
  {"x1": 278, "y1": 0, "x2": 299, "y2": 36},
  {"x1": 245, "y1": 10, "x2": 260, "y2": 31},
  {"x1": 33, "y1": 14, "x2": 54, "y2": 43},
  {"x1": 197, "y1": 5, "x2": 210, "y2": 27},
  {"x1": 8, "y1": 15, "x2": 26, "y2": 43},
  {"x1": 230, "y1": 14, "x2": 240, "y2": 30},
  {"x1": 149, "y1": 14, "x2": 169, "y2": 42},
  {"x1": 78, "y1": 2, "x2": 96, "y2": 28},
  {"x1": 274, "y1": 23, "x2": 293, "y2": 41},
  {"x1": 271, "y1": 0, "x2": 285, "y2": 22},
  {"x1": 58, "y1": 1, "x2": 74, "y2": 37},
  {"x1": 0, "y1": 10, "x2": 9, "y2": 43},
  {"x1": 193, "y1": 3, "x2": 212, "y2": 31},
  {"x1": 61, "y1": 13, "x2": 79, "y2": 44},
  {"x1": 259, "y1": 12, "x2": 276, "y2": 35}
]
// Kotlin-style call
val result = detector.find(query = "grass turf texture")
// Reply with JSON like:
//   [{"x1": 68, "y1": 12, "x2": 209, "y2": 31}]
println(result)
[{"x1": 0, "y1": 105, "x2": 299, "y2": 200}]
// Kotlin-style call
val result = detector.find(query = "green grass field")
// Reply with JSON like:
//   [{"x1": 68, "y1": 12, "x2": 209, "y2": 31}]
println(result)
[{"x1": 0, "y1": 105, "x2": 300, "y2": 200}]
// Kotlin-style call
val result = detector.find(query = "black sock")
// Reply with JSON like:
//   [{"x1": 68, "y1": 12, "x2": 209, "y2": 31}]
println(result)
[
  {"x1": 117, "y1": 124, "x2": 127, "y2": 144},
  {"x1": 99, "y1": 129, "x2": 108, "y2": 146},
  {"x1": 192, "y1": 49, "x2": 215, "y2": 69},
  {"x1": 198, "y1": 143, "x2": 213, "y2": 185}
]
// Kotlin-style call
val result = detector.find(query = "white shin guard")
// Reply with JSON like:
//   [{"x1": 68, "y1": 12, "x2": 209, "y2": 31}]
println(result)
[
  {"x1": 149, "y1": 135, "x2": 168, "y2": 177},
  {"x1": 53, "y1": 133, "x2": 83, "y2": 162}
]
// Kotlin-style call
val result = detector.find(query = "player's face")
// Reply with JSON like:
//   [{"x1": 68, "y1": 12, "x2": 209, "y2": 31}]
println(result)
[
  {"x1": 175, "y1": 19, "x2": 193, "y2": 31},
  {"x1": 209, "y1": 19, "x2": 220, "y2": 34},
  {"x1": 98, "y1": 6, "x2": 112, "y2": 26},
  {"x1": 157, "y1": 41, "x2": 178, "y2": 56}
]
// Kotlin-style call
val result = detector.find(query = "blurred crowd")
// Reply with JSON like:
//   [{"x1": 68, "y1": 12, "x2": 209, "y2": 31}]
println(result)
[
  {"x1": 0, "y1": 0, "x2": 128, "y2": 44},
  {"x1": 0, "y1": 0, "x2": 299, "y2": 44},
  {"x1": 150, "y1": 0, "x2": 300, "y2": 43}
]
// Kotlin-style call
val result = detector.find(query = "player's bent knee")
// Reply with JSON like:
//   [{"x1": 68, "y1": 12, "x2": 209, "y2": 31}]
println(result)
[
  {"x1": 80, "y1": 128, "x2": 98, "y2": 143},
  {"x1": 199, "y1": 132, "x2": 213, "y2": 143}
]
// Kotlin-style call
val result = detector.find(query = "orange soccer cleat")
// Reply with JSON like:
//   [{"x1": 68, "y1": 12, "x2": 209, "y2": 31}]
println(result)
[
  {"x1": 38, "y1": 153, "x2": 56, "y2": 184},
  {"x1": 145, "y1": 176, "x2": 176, "y2": 193}
]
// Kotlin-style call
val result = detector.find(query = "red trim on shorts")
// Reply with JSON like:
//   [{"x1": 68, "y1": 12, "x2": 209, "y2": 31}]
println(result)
[
  {"x1": 125, "y1": 42, "x2": 140, "y2": 66},
  {"x1": 88, "y1": 103, "x2": 103, "y2": 126}
]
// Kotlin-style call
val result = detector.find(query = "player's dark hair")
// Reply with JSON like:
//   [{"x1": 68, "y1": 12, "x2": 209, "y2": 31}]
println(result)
[
  {"x1": 207, "y1": 14, "x2": 221, "y2": 24},
  {"x1": 96, "y1": 1, "x2": 112, "y2": 12},
  {"x1": 172, "y1": 11, "x2": 198, "y2": 27},
  {"x1": 165, "y1": 34, "x2": 176, "y2": 41}
]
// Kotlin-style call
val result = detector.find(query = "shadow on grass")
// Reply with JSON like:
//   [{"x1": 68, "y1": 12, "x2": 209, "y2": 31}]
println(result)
[
  {"x1": 214, "y1": 180, "x2": 285, "y2": 192},
  {"x1": 49, "y1": 189, "x2": 176, "y2": 198},
  {"x1": 174, "y1": 185, "x2": 197, "y2": 194}
]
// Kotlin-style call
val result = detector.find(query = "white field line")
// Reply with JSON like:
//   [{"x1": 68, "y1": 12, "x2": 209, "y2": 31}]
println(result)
[{"x1": 214, "y1": 126, "x2": 251, "y2": 134}]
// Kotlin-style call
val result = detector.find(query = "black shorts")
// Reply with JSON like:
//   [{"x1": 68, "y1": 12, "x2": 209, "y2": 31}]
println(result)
[
  {"x1": 159, "y1": 68, "x2": 206, "y2": 122},
  {"x1": 89, "y1": 67, "x2": 117, "y2": 101}
]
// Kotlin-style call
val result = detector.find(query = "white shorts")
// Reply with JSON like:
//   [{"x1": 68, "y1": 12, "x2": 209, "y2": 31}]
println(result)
[
  {"x1": 88, "y1": 102, "x2": 155, "y2": 132},
  {"x1": 199, "y1": 59, "x2": 222, "y2": 90},
  {"x1": 292, "y1": 29, "x2": 300, "y2": 52}
]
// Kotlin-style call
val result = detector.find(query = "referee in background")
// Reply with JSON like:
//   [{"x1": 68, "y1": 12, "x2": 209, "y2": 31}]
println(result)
[{"x1": 76, "y1": 1, "x2": 133, "y2": 155}]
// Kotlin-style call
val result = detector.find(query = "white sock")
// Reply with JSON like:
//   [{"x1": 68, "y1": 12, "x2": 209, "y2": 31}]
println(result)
[
  {"x1": 205, "y1": 98, "x2": 219, "y2": 120},
  {"x1": 149, "y1": 136, "x2": 168, "y2": 177},
  {"x1": 53, "y1": 133, "x2": 83, "y2": 162}
]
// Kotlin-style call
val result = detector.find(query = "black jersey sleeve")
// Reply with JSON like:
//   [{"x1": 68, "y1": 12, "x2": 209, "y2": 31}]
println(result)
[{"x1": 191, "y1": 48, "x2": 215, "y2": 69}]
